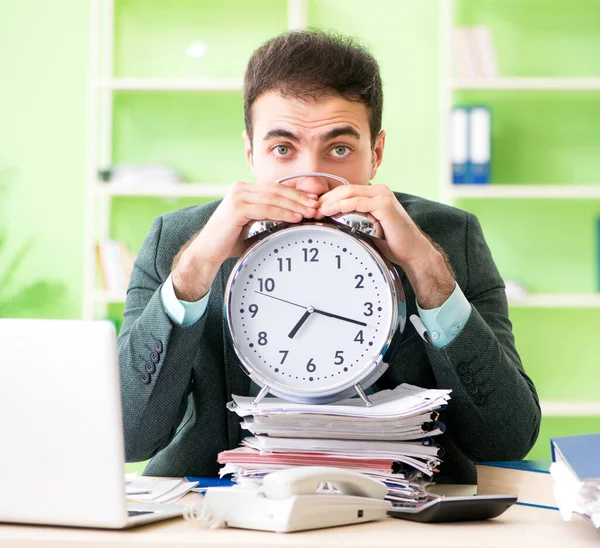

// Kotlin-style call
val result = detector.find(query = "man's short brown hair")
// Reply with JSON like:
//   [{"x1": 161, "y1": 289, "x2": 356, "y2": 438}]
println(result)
[{"x1": 243, "y1": 29, "x2": 383, "y2": 147}]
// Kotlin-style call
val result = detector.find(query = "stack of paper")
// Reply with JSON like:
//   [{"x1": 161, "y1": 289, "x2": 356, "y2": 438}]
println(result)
[
  {"x1": 125, "y1": 477, "x2": 198, "y2": 504},
  {"x1": 550, "y1": 433, "x2": 600, "y2": 528},
  {"x1": 219, "y1": 384, "x2": 451, "y2": 504}
]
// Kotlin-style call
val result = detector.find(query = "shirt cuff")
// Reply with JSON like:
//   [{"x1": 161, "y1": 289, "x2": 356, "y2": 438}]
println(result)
[
  {"x1": 160, "y1": 273, "x2": 210, "y2": 327},
  {"x1": 416, "y1": 282, "x2": 472, "y2": 348}
]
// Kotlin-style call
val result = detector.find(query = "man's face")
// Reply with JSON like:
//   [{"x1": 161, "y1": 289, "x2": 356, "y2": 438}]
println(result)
[{"x1": 244, "y1": 91, "x2": 385, "y2": 196}]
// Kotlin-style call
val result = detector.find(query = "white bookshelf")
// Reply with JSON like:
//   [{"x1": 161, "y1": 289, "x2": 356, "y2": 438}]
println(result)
[
  {"x1": 439, "y1": 1, "x2": 600, "y2": 421},
  {"x1": 451, "y1": 184, "x2": 600, "y2": 199},
  {"x1": 84, "y1": 0, "x2": 308, "y2": 321},
  {"x1": 541, "y1": 401, "x2": 600, "y2": 417},
  {"x1": 508, "y1": 294, "x2": 600, "y2": 308},
  {"x1": 95, "y1": 183, "x2": 231, "y2": 198},
  {"x1": 101, "y1": 78, "x2": 243, "y2": 91},
  {"x1": 93, "y1": 290, "x2": 600, "y2": 309},
  {"x1": 93, "y1": 290, "x2": 126, "y2": 304},
  {"x1": 453, "y1": 77, "x2": 600, "y2": 91}
]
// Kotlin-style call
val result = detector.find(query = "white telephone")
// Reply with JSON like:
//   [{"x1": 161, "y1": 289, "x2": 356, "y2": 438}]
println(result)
[{"x1": 197, "y1": 467, "x2": 391, "y2": 533}]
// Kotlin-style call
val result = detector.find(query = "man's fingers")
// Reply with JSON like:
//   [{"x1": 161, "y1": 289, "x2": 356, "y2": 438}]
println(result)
[
  {"x1": 318, "y1": 185, "x2": 394, "y2": 217},
  {"x1": 238, "y1": 203, "x2": 304, "y2": 224},
  {"x1": 320, "y1": 196, "x2": 379, "y2": 217},
  {"x1": 318, "y1": 183, "x2": 378, "y2": 203},
  {"x1": 233, "y1": 181, "x2": 319, "y2": 207},
  {"x1": 242, "y1": 190, "x2": 317, "y2": 217},
  {"x1": 228, "y1": 182, "x2": 318, "y2": 220}
]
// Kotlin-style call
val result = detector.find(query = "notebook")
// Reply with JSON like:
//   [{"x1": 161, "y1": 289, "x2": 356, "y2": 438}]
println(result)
[
  {"x1": 475, "y1": 460, "x2": 557, "y2": 510},
  {"x1": 551, "y1": 434, "x2": 600, "y2": 482},
  {"x1": 0, "y1": 319, "x2": 184, "y2": 529}
]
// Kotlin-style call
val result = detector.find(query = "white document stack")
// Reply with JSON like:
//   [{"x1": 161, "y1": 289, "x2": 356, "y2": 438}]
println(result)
[{"x1": 218, "y1": 383, "x2": 451, "y2": 504}]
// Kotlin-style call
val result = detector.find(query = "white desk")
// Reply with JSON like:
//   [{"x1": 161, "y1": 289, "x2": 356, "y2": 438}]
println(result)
[{"x1": 0, "y1": 492, "x2": 599, "y2": 548}]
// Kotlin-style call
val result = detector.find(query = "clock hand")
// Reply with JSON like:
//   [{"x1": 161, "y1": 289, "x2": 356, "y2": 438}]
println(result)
[
  {"x1": 288, "y1": 306, "x2": 315, "y2": 339},
  {"x1": 254, "y1": 290, "x2": 366, "y2": 328},
  {"x1": 254, "y1": 291, "x2": 306, "y2": 309},
  {"x1": 313, "y1": 309, "x2": 367, "y2": 327}
]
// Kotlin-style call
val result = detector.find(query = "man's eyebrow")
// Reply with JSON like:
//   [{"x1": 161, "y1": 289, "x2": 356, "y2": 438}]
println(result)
[
  {"x1": 262, "y1": 126, "x2": 361, "y2": 143},
  {"x1": 263, "y1": 128, "x2": 300, "y2": 142},
  {"x1": 321, "y1": 126, "x2": 361, "y2": 142}
]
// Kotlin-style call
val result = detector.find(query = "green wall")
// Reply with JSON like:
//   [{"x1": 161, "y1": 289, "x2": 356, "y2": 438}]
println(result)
[
  {"x1": 1, "y1": 0, "x2": 598, "y2": 469},
  {"x1": 0, "y1": 0, "x2": 90, "y2": 317}
]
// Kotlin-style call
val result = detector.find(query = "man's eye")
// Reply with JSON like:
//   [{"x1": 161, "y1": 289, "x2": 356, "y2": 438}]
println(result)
[
  {"x1": 331, "y1": 145, "x2": 350, "y2": 157},
  {"x1": 275, "y1": 145, "x2": 290, "y2": 156}
]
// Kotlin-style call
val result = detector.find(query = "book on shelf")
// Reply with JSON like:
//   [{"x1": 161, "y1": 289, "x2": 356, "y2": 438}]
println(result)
[
  {"x1": 96, "y1": 240, "x2": 136, "y2": 294},
  {"x1": 475, "y1": 460, "x2": 557, "y2": 510},
  {"x1": 451, "y1": 105, "x2": 491, "y2": 184},
  {"x1": 452, "y1": 27, "x2": 477, "y2": 79},
  {"x1": 452, "y1": 26, "x2": 498, "y2": 79},
  {"x1": 468, "y1": 106, "x2": 491, "y2": 184},
  {"x1": 98, "y1": 163, "x2": 182, "y2": 187}
]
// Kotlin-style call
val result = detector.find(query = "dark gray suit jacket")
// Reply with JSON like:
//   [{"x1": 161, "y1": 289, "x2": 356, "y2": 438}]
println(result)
[{"x1": 118, "y1": 192, "x2": 541, "y2": 484}]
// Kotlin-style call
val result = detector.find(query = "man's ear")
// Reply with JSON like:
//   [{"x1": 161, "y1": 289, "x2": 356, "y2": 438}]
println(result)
[
  {"x1": 243, "y1": 130, "x2": 253, "y2": 166},
  {"x1": 369, "y1": 130, "x2": 386, "y2": 180}
]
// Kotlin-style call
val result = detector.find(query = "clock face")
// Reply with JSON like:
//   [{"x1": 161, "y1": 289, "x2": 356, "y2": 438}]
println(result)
[{"x1": 226, "y1": 223, "x2": 399, "y2": 402}]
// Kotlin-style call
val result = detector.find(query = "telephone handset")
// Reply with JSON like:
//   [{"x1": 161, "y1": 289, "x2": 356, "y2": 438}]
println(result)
[
  {"x1": 190, "y1": 466, "x2": 391, "y2": 533},
  {"x1": 263, "y1": 466, "x2": 388, "y2": 500}
]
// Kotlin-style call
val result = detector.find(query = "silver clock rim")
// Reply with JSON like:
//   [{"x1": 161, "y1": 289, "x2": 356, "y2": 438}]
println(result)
[{"x1": 224, "y1": 222, "x2": 405, "y2": 404}]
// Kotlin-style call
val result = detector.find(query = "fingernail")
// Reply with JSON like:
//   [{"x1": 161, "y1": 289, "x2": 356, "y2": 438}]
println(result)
[{"x1": 307, "y1": 194, "x2": 319, "y2": 200}]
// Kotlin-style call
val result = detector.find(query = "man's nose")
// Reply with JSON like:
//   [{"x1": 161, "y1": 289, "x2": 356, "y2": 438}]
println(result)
[{"x1": 293, "y1": 175, "x2": 331, "y2": 196}]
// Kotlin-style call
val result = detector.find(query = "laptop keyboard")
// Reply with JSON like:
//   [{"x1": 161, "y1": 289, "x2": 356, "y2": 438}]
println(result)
[{"x1": 128, "y1": 510, "x2": 154, "y2": 517}]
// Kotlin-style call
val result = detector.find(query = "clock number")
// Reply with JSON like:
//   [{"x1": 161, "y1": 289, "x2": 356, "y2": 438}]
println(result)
[
  {"x1": 306, "y1": 358, "x2": 317, "y2": 372},
  {"x1": 302, "y1": 248, "x2": 319, "y2": 262},
  {"x1": 354, "y1": 330, "x2": 364, "y2": 344},
  {"x1": 248, "y1": 304, "x2": 258, "y2": 318},
  {"x1": 354, "y1": 274, "x2": 364, "y2": 289},
  {"x1": 279, "y1": 350, "x2": 289, "y2": 364},
  {"x1": 363, "y1": 302, "x2": 374, "y2": 316},
  {"x1": 277, "y1": 257, "x2": 292, "y2": 272},
  {"x1": 334, "y1": 351, "x2": 344, "y2": 365},
  {"x1": 335, "y1": 255, "x2": 342, "y2": 269},
  {"x1": 258, "y1": 332, "x2": 268, "y2": 346},
  {"x1": 258, "y1": 278, "x2": 275, "y2": 292}
]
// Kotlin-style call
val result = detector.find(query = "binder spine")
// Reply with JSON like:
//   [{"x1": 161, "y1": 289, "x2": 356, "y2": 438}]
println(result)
[
  {"x1": 468, "y1": 106, "x2": 491, "y2": 184},
  {"x1": 451, "y1": 107, "x2": 469, "y2": 184}
]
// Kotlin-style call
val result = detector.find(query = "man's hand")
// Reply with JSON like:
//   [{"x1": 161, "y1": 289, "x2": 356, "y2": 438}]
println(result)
[
  {"x1": 317, "y1": 184, "x2": 455, "y2": 309},
  {"x1": 171, "y1": 182, "x2": 318, "y2": 302}
]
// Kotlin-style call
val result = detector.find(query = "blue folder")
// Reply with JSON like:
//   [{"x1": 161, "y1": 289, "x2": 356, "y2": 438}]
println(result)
[
  {"x1": 185, "y1": 476, "x2": 235, "y2": 488},
  {"x1": 551, "y1": 433, "x2": 600, "y2": 482}
]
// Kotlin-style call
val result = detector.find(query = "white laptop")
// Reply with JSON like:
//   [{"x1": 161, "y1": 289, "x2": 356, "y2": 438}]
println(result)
[{"x1": 0, "y1": 319, "x2": 184, "y2": 528}]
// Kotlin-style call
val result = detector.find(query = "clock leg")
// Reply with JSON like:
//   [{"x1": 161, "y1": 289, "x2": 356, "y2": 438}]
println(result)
[
  {"x1": 354, "y1": 384, "x2": 372, "y2": 407},
  {"x1": 251, "y1": 385, "x2": 271, "y2": 406}
]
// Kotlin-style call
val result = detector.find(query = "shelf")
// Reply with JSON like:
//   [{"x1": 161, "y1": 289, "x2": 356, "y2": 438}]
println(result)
[
  {"x1": 100, "y1": 78, "x2": 243, "y2": 91},
  {"x1": 540, "y1": 401, "x2": 600, "y2": 417},
  {"x1": 453, "y1": 77, "x2": 600, "y2": 91},
  {"x1": 508, "y1": 294, "x2": 600, "y2": 308},
  {"x1": 451, "y1": 185, "x2": 600, "y2": 199},
  {"x1": 94, "y1": 292, "x2": 600, "y2": 309},
  {"x1": 95, "y1": 183, "x2": 231, "y2": 198},
  {"x1": 93, "y1": 290, "x2": 126, "y2": 304}
]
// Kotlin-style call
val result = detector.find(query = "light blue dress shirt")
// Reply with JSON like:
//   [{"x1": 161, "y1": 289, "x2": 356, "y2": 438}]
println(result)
[
  {"x1": 160, "y1": 273, "x2": 211, "y2": 327},
  {"x1": 160, "y1": 274, "x2": 472, "y2": 348}
]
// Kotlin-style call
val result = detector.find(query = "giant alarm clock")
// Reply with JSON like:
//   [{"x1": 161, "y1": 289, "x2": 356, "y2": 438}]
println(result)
[{"x1": 224, "y1": 172, "x2": 406, "y2": 406}]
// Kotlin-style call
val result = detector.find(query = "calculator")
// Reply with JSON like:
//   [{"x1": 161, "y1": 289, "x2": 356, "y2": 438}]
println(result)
[{"x1": 388, "y1": 495, "x2": 517, "y2": 523}]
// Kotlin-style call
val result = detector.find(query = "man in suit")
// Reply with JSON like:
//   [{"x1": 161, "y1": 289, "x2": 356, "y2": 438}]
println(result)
[{"x1": 118, "y1": 30, "x2": 541, "y2": 484}]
